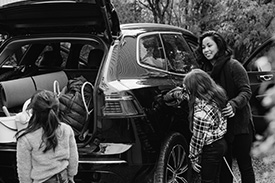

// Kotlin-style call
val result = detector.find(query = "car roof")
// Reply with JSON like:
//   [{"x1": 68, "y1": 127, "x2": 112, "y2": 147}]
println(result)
[
  {"x1": 120, "y1": 23, "x2": 196, "y2": 37},
  {"x1": 0, "y1": 0, "x2": 120, "y2": 37}
]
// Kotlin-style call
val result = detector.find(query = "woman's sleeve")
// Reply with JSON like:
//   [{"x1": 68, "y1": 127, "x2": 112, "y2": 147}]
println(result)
[
  {"x1": 17, "y1": 136, "x2": 32, "y2": 183},
  {"x1": 67, "y1": 127, "x2": 79, "y2": 180},
  {"x1": 229, "y1": 61, "x2": 252, "y2": 112}
]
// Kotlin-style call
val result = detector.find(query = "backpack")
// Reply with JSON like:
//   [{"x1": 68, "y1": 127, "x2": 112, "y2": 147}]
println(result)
[{"x1": 54, "y1": 76, "x2": 93, "y2": 141}]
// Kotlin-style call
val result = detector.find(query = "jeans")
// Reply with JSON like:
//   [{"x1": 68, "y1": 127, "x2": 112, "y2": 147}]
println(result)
[
  {"x1": 220, "y1": 123, "x2": 255, "y2": 183},
  {"x1": 201, "y1": 138, "x2": 227, "y2": 183},
  {"x1": 43, "y1": 169, "x2": 68, "y2": 183}
]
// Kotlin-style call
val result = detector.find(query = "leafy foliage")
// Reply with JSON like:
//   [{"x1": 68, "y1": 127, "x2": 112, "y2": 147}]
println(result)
[
  {"x1": 112, "y1": 0, "x2": 144, "y2": 23},
  {"x1": 215, "y1": 0, "x2": 275, "y2": 62}
]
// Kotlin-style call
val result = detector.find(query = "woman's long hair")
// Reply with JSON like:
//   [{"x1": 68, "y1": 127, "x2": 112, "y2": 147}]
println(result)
[
  {"x1": 16, "y1": 90, "x2": 60, "y2": 153},
  {"x1": 183, "y1": 69, "x2": 227, "y2": 131}
]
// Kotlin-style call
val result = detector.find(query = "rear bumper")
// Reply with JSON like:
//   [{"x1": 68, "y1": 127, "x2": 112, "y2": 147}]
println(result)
[{"x1": 0, "y1": 142, "x2": 154, "y2": 183}]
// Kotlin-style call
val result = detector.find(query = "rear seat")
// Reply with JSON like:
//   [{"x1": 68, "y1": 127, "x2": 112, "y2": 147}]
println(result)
[{"x1": 0, "y1": 71, "x2": 68, "y2": 109}]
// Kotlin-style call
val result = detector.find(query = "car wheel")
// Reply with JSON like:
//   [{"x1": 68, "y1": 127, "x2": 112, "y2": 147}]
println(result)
[{"x1": 154, "y1": 132, "x2": 189, "y2": 183}]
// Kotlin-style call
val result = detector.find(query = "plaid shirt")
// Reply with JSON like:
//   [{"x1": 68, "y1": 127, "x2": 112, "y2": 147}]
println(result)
[{"x1": 189, "y1": 98, "x2": 227, "y2": 164}]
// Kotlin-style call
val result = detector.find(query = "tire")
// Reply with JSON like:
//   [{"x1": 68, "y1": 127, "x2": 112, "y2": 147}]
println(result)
[{"x1": 154, "y1": 132, "x2": 189, "y2": 183}]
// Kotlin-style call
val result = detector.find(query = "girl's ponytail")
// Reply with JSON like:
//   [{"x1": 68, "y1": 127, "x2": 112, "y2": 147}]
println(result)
[{"x1": 16, "y1": 90, "x2": 61, "y2": 153}]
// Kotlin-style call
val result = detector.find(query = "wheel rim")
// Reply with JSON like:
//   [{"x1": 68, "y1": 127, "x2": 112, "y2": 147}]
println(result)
[{"x1": 165, "y1": 144, "x2": 188, "y2": 183}]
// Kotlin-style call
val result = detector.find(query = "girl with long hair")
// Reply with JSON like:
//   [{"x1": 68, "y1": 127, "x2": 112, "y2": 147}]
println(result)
[
  {"x1": 183, "y1": 68, "x2": 228, "y2": 183},
  {"x1": 16, "y1": 90, "x2": 78, "y2": 183}
]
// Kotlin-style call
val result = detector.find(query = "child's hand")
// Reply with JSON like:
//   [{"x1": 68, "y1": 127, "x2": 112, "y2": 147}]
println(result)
[
  {"x1": 163, "y1": 87, "x2": 182, "y2": 104},
  {"x1": 222, "y1": 103, "x2": 235, "y2": 118},
  {"x1": 163, "y1": 86, "x2": 190, "y2": 107},
  {"x1": 191, "y1": 162, "x2": 201, "y2": 173}
]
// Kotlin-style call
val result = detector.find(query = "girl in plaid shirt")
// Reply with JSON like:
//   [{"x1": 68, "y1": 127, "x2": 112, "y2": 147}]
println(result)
[{"x1": 184, "y1": 69, "x2": 228, "y2": 183}]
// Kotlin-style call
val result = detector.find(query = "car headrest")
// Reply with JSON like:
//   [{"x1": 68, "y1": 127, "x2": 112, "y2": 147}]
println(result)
[{"x1": 87, "y1": 49, "x2": 104, "y2": 69}]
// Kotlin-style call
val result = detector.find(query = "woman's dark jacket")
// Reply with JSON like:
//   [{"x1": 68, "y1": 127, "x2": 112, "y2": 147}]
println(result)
[{"x1": 201, "y1": 55, "x2": 253, "y2": 142}]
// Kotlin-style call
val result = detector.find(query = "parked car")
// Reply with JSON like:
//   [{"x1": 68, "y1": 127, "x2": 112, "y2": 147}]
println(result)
[
  {"x1": 0, "y1": 0, "x2": 199, "y2": 183},
  {"x1": 243, "y1": 36, "x2": 275, "y2": 136},
  {"x1": 0, "y1": 0, "x2": 270, "y2": 183}
]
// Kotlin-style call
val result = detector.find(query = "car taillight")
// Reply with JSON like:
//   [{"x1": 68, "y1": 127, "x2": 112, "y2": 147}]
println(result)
[{"x1": 103, "y1": 93, "x2": 140, "y2": 117}]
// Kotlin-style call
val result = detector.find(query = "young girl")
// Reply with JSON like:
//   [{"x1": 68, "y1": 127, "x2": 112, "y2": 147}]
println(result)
[
  {"x1": 16, "y1": 90, "x2": 78, "y2": 183},
  {"x1": 184, "y1": 69, "x2": 228, "y2": 183}
]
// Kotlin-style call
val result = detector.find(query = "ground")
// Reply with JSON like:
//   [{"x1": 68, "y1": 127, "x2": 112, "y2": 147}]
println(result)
[
  {"x1": 233, "y1": 155, "x2": 275, "y2": 183},
  {"x1": 191, "y1": 155, "x2": 275, "y2": 183}
]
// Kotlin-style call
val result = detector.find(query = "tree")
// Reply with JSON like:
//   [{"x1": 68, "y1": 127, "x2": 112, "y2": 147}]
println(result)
[
  {"x1": 215, "y1": 0, "x2": 275, "y2": 62},
  {"x1": 112, "y1": 0, "x2": 144, "y2": 24},
  {"x1": 138, "y1": 0, "x2": 171, "y2": 23}
]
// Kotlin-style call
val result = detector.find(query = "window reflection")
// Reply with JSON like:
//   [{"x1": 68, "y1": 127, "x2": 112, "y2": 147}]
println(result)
[
  {"x1": 140, "y1": 35, "x2": 166, "y2": 69},
  {"x1": 162, "y1": 34, "x2": 196, "y2": 73}
]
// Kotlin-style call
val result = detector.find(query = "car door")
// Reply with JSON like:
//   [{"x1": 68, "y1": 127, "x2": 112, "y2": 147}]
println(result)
[{"x1": 243, "y1": 36, "x2": 275, "y2": 135}]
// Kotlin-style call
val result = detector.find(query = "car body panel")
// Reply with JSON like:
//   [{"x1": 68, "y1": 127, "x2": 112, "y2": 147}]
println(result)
[{"x1": 244, "y1": 36, "x2": 275, "y2": 135}]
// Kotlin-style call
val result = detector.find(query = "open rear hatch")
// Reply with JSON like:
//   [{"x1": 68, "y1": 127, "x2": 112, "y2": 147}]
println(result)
[{"x1": 0, "y1": 0, "x2": 120, "y2": 41}]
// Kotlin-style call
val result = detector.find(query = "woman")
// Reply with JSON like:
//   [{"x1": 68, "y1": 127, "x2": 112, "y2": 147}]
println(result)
[
  {"x1": 16, "y1": 90, "x2": 78, "y2": 183},
  {"x1": 197, "y1": 30, "x2": 255, "y2": 183},
  {"x1": 183, "y1": 68, "x2": 228, "y2": 183}
]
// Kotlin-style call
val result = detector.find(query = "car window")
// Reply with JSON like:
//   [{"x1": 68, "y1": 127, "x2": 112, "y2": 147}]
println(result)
[
  {"x1": 0, "y1": 37, "x2": 105, "y2": 78},
  {"x1": 36, "y1": 43, "x2": 66, "y2": 68},
  {"x1": 79, "y1": 44, "x2": 104, "y2": 69},
  {"x1": 183, "y1": 36, "x2": 198, "y2": 52},
  {"x1": 2, "y1": 44, "x2": 29, "y2": 67},
  {"x1": 3, "y1": 53, "x2": 18, "y2": 67},
  {"x1": 162, "y1": 34, "x2": 197, "y2": 73},
  {"x1": 139, "y1": 34, "x2": 166, "y2": 70},
  {"x1": 247, "y1": 40, "x2": 275, "y2": 71},
  {"x1": 0, "y1": 34, "x2": 7, "y2": 44},
  {"x1": 80, "y1": 45, "x2": 94, "y2": 62}
]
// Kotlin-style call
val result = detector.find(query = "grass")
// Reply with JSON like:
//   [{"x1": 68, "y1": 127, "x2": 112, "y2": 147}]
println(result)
[{"x1": 232, "y1": 155, "x2": 275, "y2": 183}]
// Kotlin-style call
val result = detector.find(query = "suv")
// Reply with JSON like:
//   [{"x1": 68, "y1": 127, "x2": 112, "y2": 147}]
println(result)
[{"x1": 0, "y1": 1, "x2": 199, "y2": 183}]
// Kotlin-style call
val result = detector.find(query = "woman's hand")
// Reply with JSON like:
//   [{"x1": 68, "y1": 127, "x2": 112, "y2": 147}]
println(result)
[
  {"x1": 222, "y1": 102, "x2": 235, "y2": 118},
  {"x1": 191, "y1": 162, "x2": 201, "y2": 173}
]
